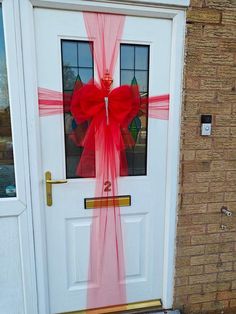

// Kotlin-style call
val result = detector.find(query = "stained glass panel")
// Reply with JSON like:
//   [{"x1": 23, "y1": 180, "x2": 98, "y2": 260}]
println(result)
[
  {"x1": 62, "y1": 40, "x2": 94, "y2": 178},
  {"x1": 120, "y1": 44, "x2": 149, "y2": 176}
]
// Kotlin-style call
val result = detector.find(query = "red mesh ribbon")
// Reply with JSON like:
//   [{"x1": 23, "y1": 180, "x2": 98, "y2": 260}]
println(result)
[
  {"x1": 83, "y1": 13, "x2": 125, "y2": 82},
  {"x1": 38, "y1": 88, "x2": 170, "y2": 120},
  {"x1": 70, "y1": 81, "x2": 140, "y2": 308},
  {"x1": 82, "y1": 13, "x2": 128, "y2": 309},
  {"x1": 145, "y1": 94, "x2": 169, "y2": 120},
  {"x1": 38, "y1": 88, "x2": 71, "y2": 116}
]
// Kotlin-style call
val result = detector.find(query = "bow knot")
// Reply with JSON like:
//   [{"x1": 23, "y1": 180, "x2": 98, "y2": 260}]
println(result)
[{"x1": 104, "y1": 96, "x2": 109, "y2": 125}]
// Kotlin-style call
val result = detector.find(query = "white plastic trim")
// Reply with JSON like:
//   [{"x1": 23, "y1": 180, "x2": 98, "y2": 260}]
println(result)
[
  {"x1": 31, "y1": 0, "x2": 190, "y2": 9},
  {"x1": 162, "y1": 9, "x2": 186, "y2": 308},
  {"x1": 0, "y1": 0, "x2": 38, "y2": 313},
  {"x1": 19, "y1": 0, "x2": 51, "y2": 312}
]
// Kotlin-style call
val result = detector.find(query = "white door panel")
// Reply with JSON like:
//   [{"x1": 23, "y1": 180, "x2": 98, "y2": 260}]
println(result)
[{"x1": 34, "y1": 7, "x2": 172, "y2": 313}]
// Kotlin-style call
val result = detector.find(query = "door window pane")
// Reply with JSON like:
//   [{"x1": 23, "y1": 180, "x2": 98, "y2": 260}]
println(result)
[
  {"x1": 78, "y1": 42, "x2": 93, "y2": 67},
  {"x1": 0, "y1": 5, "x2": 16, "y2": 198},
  {"x1": 63, "y1": 67, "x2": 78, "y2": 90},
  {"x1": 135, "y1": 70, "x2": 148, "y2": 93},
  {"x1": 121, "y1": 70, "x2": 135, "y2": 86},
  {"x1": 62, "y1": 41, "x2": 78, "y2": 67},
  {"x1": 62, "y1": 40, "x2": 94, "y2": 178},
  {"x1": 135, "y1": 46, "x2": 149, "y2": 70},
  {"x1": 120, "y1": 44, "x2": 149, "y2": 176},
  {"x1": 79, "y1": 68, "x2": 93, "y2": 84},
  {"x1": 120, "y1": 45, "x2": 134, "y2": 69}
]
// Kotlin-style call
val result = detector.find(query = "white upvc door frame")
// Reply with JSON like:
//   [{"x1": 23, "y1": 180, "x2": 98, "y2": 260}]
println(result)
[
  {"x1": 19, "y1": 0, "x2": 188, "y2": 313},
  {"x1": 31, "y1": 0, "x2": 190, "y2": 9},
  {"x1": 0, "y1": 0, "x2": 38, "y2": 313}
]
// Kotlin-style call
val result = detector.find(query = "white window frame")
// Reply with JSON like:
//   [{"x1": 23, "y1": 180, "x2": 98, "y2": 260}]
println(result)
[
  {"x1": 19, "y1": 0, "x2": 188, "y2": 313},
  {"x1": 0, "y1": 0, "x2": 38, "y2": 313}
]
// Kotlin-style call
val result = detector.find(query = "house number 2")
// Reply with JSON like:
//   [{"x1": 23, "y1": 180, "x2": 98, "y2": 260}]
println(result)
[{"x1": 104, "y1": 181, "x2": 111, "y2": 192}]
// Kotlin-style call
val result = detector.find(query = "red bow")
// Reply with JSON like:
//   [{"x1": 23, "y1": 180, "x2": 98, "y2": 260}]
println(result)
[
  {"x1": 70, "y1": 82, "x2": 140, "y2": 177},
  {"x1": 71, "y1": 82, "x2": 140, "y2": 126}
]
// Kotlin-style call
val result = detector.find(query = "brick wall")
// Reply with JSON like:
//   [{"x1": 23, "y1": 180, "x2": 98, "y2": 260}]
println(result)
[{"x1": 174, "y1": 0, "x2": 236, "y2": 313}]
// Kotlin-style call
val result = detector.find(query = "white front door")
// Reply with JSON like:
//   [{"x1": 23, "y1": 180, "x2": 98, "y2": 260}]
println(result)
[{"x1": 34, "y1": 7, "x2": 172, "y2": 314}]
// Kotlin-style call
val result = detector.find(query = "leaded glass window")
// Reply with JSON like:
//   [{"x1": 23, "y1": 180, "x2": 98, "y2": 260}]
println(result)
[
  {"x1": 120, "y1": 44, "x2": 149, "y2": 176},
  {"x1": 62, "y1": 40, "x2": 94, "y2": 178}
]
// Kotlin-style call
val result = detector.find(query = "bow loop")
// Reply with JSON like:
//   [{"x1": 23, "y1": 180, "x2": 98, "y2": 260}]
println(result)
[
  {"x1": 109, "y1": 85, "x2": 139, "y2": 125},
  {"x1": 71, "y1": 83, "x2": 106, "y2": 123}
]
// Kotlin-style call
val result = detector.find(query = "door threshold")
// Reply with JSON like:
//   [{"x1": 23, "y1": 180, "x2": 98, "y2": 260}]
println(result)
[{"x1": 62, "y1": 299, "x2": 162, "y2": 314}]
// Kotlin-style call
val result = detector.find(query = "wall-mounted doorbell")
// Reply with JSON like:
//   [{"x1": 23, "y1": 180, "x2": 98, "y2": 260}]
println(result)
[{"x1": 201, "y1": 115, "x2": 212, "y2": 136}]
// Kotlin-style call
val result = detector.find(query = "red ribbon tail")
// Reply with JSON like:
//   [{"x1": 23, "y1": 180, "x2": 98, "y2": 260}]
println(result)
[{"x1": 87, "y1": 121, "x2": 126, "y2": 309}]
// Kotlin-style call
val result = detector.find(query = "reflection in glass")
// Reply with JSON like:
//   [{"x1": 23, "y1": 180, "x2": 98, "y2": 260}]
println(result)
[
  {"x1": 62, "y1": 41, "x2": 77, "y2": 67},
  {"x1": 0, "y1": 5, "x2": 16, "y2": 198},
  {"x1": 63, "y1": 67, "x2": 78, "y2": 90},
  {"x1": 120, "y1": 44, "x2": 149, "y2": 176},
  {"x1": 62, "y1": 40, "x2": 94, "y2": 178},
  {"x1": 78, "y1": 42, "x2": 93, "y2": 67},
  {"x1": 135, "y1": 46, "x2": 149, "y2": 70},
  {"x1": 120, "y1": 45, "x2": 134, "y2": 69},
  {"x1": 121, "y1": 70, "x2": 135, "y2": 86},
  {"x1": 135, "y1": 70, "x2": 148, "y2": 92},
  {"x1": 79, "y1": 68, "x2": 93, "y2": 84}
]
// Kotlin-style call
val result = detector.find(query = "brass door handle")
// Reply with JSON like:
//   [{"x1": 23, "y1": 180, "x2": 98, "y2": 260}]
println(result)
[
  {"x1": 45, "y1": 171, "x2": 68, "y2": 206},
  {"x1": 46, "y1": 179, "x2": 68, "y2": 184}
]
